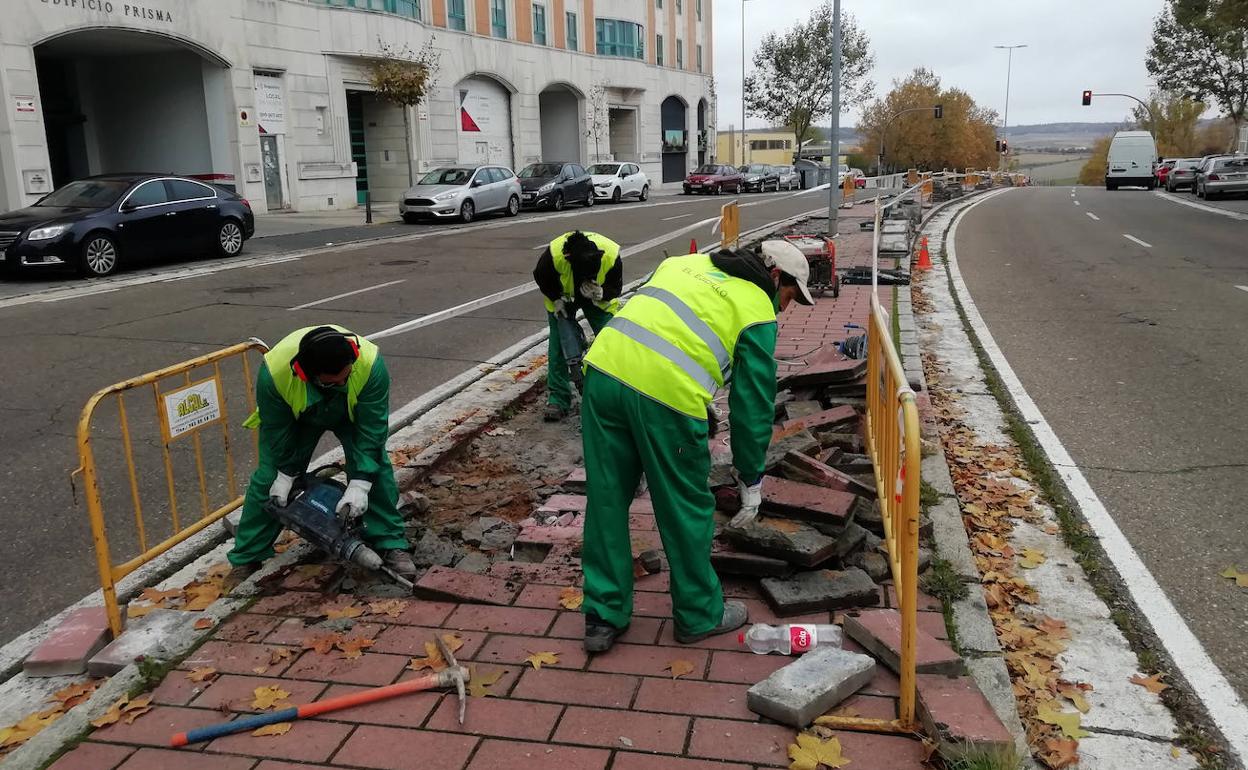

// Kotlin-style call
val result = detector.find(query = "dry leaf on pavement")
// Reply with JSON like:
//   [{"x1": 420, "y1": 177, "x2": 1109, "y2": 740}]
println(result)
[
  {"x1": 558, "y1": 587, "x2": 584, "y2": 610},
  {"x1": 303, "y1": 633, "x2": 344, "y2": 655},
  {"x1": 186, "y1": 667, "x2": 219, "y2": 683},
  {"x1": 408, "y1": 642, "x2": 449, "y2": 673},
  {"x1": 251, "y1": 666, "x2": 269, "y2": 675},
  {"x1": 524, "y1": 651, "x2": 560, "y2": 670},
  {"x1": 321, "y1": 602, "x2": 364, "y2": 621},
  {"x1": 90, "y1": 695, "x2": 134, "y2": 728},
  {"x1": 466, "y1": 666, "x2": 504, "y2": 698},
  {"x1": 367, "y1": 599, "x2": 408, "y2": 618},
  {"x1": 787, "y1": 732, "x2": 851, "y2": 770},
  {"x1": 337, "y1": 637, "x2": 376, "y2": 660},
  {"x1": 1129, "y1": 673, "x2": 1169, "y2": 694},
  {"x1": 252, "y1": 722, "x2": 293, "y2": 737},
  {"x1": 1036, "y1": 704, "x2": 1089, "y2": 739},
  {"x1": 1019, "y1": 548, "x2": 1047, "y2": 569},
  {"x1": 193, "y1": 618, "x2": 215, "y2": 630},
  {"x1": 51, "y1": 681, "x2": 99, "y2": 709},
  {"x1": 1218, "y1": 566, "x2": 1248, "y2": 588},
  {"x1": 139, "y1": 587, "x2": 183, "y2": 605},
  {"x1": 183, "y1": 582, "x2": 223, "y2": 611},
  {"x1": 1041, "y1": 737, "x2": 1080, "y2": 768},
  {"x1": 250, "y1": 685, "x2": 291, "y2": 711},
  {"x1": 269, "y1": 647, "x2": 295, "y2": 665},
  {"x1": 126, "y1": 604, "x2": 158, "y2": 619},
  {"x1": 1, "y1": 708, "x2": 64, "y2": 750},
  {"x1": 1056, "y1": 681, "x2": 1092, "y2": 713},
  {"x1": 120, "y1": 695, "x2": 154, "y2": 725},
  {"x1": 664, "y1": 660, "x2": 696, "y2": 679}
]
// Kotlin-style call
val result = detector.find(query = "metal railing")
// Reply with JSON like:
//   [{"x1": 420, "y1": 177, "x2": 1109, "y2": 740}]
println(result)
[{"x1": 72, "y1": 340, "x2": 269, "y2": 636}]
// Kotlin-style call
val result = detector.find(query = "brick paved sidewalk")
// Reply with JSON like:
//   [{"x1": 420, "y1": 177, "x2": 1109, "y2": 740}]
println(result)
[{"x1": 48, "y1": 204, "x2": 936, "y2": 770}]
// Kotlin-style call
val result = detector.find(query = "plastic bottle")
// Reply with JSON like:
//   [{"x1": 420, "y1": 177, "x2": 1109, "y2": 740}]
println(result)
[{"x1": 738, "y1": 623, "x2": 843, "y2": 655}]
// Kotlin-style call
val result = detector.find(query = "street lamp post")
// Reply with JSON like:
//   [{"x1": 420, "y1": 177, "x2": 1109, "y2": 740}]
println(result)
[
  {"x1": 742, "y1": 0, "x2": 757, "y2": 166},
  {"x1": 827, "y1": 0, "x2": 841, "y2": 237},
  {"x1": 994, "y1": 44, "x2": 1026, "y2": 172}
]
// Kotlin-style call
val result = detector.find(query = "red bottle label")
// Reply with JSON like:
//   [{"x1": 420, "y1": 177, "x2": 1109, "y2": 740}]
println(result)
[{"x1": 789, "y1": 625, "x2": 816, "y2": 653}]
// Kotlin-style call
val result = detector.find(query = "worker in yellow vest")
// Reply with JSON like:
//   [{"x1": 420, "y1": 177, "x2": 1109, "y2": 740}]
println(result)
[
  {"x1": 225, "y1": 325, "x2": 414, "y2": 587},
  {"x1": 532, "y1": 230, "x2": 622, "y2": 421},
  {"x1": 579, "y1": 241, "x2": 815, "y2": 651}
]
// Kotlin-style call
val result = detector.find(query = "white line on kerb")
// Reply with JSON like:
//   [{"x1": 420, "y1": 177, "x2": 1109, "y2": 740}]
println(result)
[
  {"x1": 289, "y1": 280, "x2": 406, "y2": 311},
  {"x1": 661, "y1": 213, "x2": 692, "y2": 221},
  {"x1": 1086, "y1": 212, "x2": 1100, "y2": 221},
  {"x1": 1152, "y1": 190, "x2": 1248, "y2": 221},
  {"x1": 1123, "y1": 233, "x2": 1153, "y2": 248},
  {"x1": 947, "y1": 193, "x2": 1248, "y2": 763}
]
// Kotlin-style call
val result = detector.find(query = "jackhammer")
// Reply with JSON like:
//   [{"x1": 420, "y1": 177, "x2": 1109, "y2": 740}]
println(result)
[{"x1": 554, "y1": 299, "x2": 589, "y2": 393}]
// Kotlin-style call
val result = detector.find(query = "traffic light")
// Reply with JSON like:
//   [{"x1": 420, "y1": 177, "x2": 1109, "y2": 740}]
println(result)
[
  {"x1": 1001, "y1": 140, "x2": 1009, "y2": 153},
  {"x1": 1082, "y1": 90, "x2": 1093, "y2": 106},
  {"x1": 995, "y1": 139, "x2": 1002, "y2": 152},
  {"x1": 933, "y1": 104, "x2": 943, "y2": 119}
]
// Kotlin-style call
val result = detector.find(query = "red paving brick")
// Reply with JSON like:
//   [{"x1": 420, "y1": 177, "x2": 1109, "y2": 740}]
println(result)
[
  {"x1": 264, "y1": 617, "x2": 384, "y2": 646},
  {"x1": 117, "y1": 748, "x2": 254, "y2": 770},
  {"x1": 249, "y1": 591, "x2": 325, "y2": 617},
  {"x1": 334, "y1": 725, "x2": 478, "y2": 770},
  {"x1": 633, "y1": 678, "x2": 755, "y2": 721},
  {"x1": 92, "y1": 705, "x2": 225, "y2": 747},
  {"x1": 416, "y1": 565, "x2": 521, "y2": 605},
  {"x1": 46, "y1": 742, "x2": 133, "y2": 770},
  {"x1": 474, "y1": 633, "x2": 589, "y2": 669},
  {"x1": 554, "y1": 706, "x2": 690, "y2": 753},
  {"x1": 426, "y1": 692, "x2": 562, "y2": 741},
  {"x1": 371, "y1": 625, "x2": 487, "y2": 659},
  {"x1": 150, "y1": 669, "x2": 207, "y2": 706},
  {"x1": 444, "y1": 605, "x2": 556, "y2": 636},
  {"x1": 656, "y1": 620, "x2": 753, "y2": 651},
  {"x1": 255, "y1": 763, "x2": 336, "y2": 770},
  {"x1": 823, "y1": 693, "x2": 898, "y2": 721},
  {"x1": 282, "y1": 649, "x2": 410, "y2": 686},
  {"x1": 204, "y1": 718, "x2": 352, "y2": 762},
  {"x1": 213, "y1": 613, "x2": 282, "y2": 642},
  {"x1": 632, "y1": 590, "x2": 674, "y2": 617},
  {"x1": 586, "y1": 642, "x2": 709, "y2": 679},
  {"x1": 466, "y1": 738, "x2": 611, "y2": 770},
  {"x1": 611, "y1": 754, "x2": 752, "y2": 770},
  {"x1": 548, "y1": 612, "x2": 663, "y2": 644},
  {"x1": 387, "y1": 598, "x2": 459, "y2": 627},
  {"x1": 687, "y1": 717, "x2": 794, "y2": 765},
  {"x1": 705, "y1": 650, "x2": 791, "y2": 684},
  {"x1": 190, "y1": 673, "x2": 327, "y2": 712},
  {"x1": 185, "y1": 640, "x2": 297, "y2": 676},
  {"x1": 512, "y1": 583, "x2": 571, "y2": 609},
  {"x1": 634, "y1": 570, "x2": 671, "y2": 592},
  {"x1": 814, "y1": 729, "x2": 929, "y2": 769},
  {"x1": 511, "y1": 668, "x2": 639, "y2": 709},
  {"x1": 488, "y1": 561, "x2": 583, "y2": 586}
]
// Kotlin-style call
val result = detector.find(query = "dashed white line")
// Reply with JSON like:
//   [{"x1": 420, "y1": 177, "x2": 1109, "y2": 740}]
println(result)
[
  {"x1": 1086, "y1": 212, "x2": 1100, "y2": 221},
  {"x1": 1123, "y1": 233, "x2": 1153, "y2": 248},
  {"x1": 1073, "y1": 200, "x2": 1081, "y2": 206},
  {"x1": 289, "y1": 279, "x2": 406, "y2": 311},
  {"x1": 1235, "y1": 285, "x2": 1248, "y2": 293},
  {"x1": 661, "y1": 213, "x2": 693, "y2": 221}
]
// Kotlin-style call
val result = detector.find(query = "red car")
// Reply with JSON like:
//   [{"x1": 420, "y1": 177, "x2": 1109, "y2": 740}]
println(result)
[
  {"x1": 1156, "y1": 158, "x2": 1177, "y2": 186},
  {"x1": 683, "y1": 164, "x2": 744, "y2": 195}
]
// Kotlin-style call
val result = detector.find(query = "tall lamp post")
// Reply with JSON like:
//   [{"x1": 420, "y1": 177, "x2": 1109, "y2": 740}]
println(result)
[
  {"x1": 742, "y1": 0, "x2": 758, "y2": 166},
  {"x1": 994, "y1": 44, "x2": 1026, "y2": 171},
  {"x1": 826, "y1": 0, "x2": 841, "y2": 237}
]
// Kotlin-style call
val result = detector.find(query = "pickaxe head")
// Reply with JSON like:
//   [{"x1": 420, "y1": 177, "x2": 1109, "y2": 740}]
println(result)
[{"x1": 434, "y1": 635, "x2": 470, "y2": 724}]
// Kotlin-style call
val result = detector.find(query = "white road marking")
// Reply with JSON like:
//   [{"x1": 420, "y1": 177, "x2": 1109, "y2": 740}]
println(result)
[
  {"x1": 948, "y1": 193, "x2": 1248, "y2": 764},
  {"x1": 1086, "y1": 212, "x2": 1100, "y2": 221},
  {"x1": 1152, "y1": 190, "x2": 1248, "y2": 221},
  {"x1": 288, "y1": 279, "x2": 406, "y2": 311},
  {"x1": 1073, "y1": 200, "x2": 1080, "y2": 206},
  {"x1": 661, "y1": 213, "x2": 692, "y2": 221},
  {"x1": 1123, "y1": 233, "x2": 1153, "y2": 248},
  {"x1": 1235, "y1": 285, "x2": 1248, "y2": 293}
]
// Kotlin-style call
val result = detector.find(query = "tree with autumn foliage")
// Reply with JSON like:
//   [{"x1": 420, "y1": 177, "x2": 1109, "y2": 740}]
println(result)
[{"x1": 856, "y1": 69, "x2": 998, "y2": 173}]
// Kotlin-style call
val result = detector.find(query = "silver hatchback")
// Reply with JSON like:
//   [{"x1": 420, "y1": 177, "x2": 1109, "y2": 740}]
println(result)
[
  {"x1": 400, "y1": 166, "x2": 522, "y2": 224},
  {"x1": 1196, "y1": 155, "x2": 1248, "y2": 200}
]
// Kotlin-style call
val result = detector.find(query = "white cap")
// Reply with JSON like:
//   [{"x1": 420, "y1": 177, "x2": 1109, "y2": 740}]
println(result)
[{"x1": 759, "y1": 240, "x2": 816, "y2": 306}]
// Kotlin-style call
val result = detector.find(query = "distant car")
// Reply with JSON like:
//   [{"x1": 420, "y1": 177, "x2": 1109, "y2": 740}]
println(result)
[
  {"x1": 400, "y1": 165, "x2": 521, "y2": 224},
  {"x1": 738, "y1": 163, "x2": 780, "y2": 192},
  {"x1": 1164, "y1": 158, "x2": 1203, "y2": 192},
  {"x1": 1156, "y1": 158, "x2": 1177, "y2": 186},
  {"x1": 1190, "y1": 154, "x2": 1234, "y2": 195},
  {"x1": 587, "y1": 162, "x2": 650, "y2": 203},
  {"x1": 773, "y1": 165, "x2": 800, "y2": 191},
  {"x1": 0, "y1": 174, "x2": 254, "y2": 278},
  {"x1": 518, "y1": 162, "x2": 593, "y2": 211},
  {"x1": 1105, "y1": 131, "x2": 1157, "y2": 190},
  {"x1": 683, "y1": 164, "x2": 744, "y2": 195},
  {"x1": 1195, "y1": 155, "x2": 1248, "y2": 200},
  {"x1": 848, "y1": 168, "x2": 867, "y2": 188}
]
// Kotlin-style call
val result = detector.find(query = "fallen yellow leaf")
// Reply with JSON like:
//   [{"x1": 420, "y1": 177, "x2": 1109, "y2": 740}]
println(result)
[
  {"x1": 250, "y1": 685, "x2": 291, "y2": 711},
  {"x1": 1129, "y1": 673, "x2": 1169, "y2": 695},
  {"x1": 466, "y1": 666, "x2": 504, "y2": 698},
  {"x1": 787, "y1": 732, "x2": 851, "y2": 770},
  {"x1": 1036, "y1": 704, "x2": 1089, "y2": 739},
  {"x1": 0, "y1": 708, "x2": 63, "y2": 749},
  {"x1": 1019, "y1": 548, "x2": 1046, "y2": 569},
  {"x1": 89, "y1": 697, "x2": 130, "y2": 728},
  {"x1": 408, "y1": 642, "x2": 448, "y2": 673},
  {"x1": 252, "y1": 722, "x2": 293, "y2": 737},
  {"x1": 524, "y1": 651, "x2": 560, "y2": 670},
  {"x1": 51, "y1": 681, "x2": 99, "y2": 709},
  {"x1": 183, "y1": 583, "x2": 222, "y2": 611},
  {"x1": 367, "y1": 599, "x2": 408, "y2": 618},
  {"x1": 1171, "y1": 745, "x2": 1182, "y2": 759},
  {"x1": 186, "y1": 667, "x2": 218, "y2": 683},
  {"x1": 126, "y1": 604, "x2": 158, "y2": 619},
  {"x1": 193, "y1": 618, "x2": 215, "y2": 630},
  {"x1": 1218, "y1": 566, "x2": 1248, "y2": 588},
  {"x1": 303, "y1": 633, "x2": 343, "y2": 655},
  {"x1": 251, "y1": 666, "x2": 269, "y2": 675},
  {"x1": 1041, "y1": 737, "x2": 1080, "y2": 768},
  {"x1": 268, "y1": 647, "x2": 295, "y2": 665},
  {"x1": 558, "y1": 587, "x2": 584, "y2": 610},
  {"x1": 664, "y1": 659, "x2": 696, "y2": 679},
  {"x1": 337, "y1": 637, "x2": 376, "y2": 660},
  {"x1": 322, "y1": 603, "x2": 364, "y2": 621}
]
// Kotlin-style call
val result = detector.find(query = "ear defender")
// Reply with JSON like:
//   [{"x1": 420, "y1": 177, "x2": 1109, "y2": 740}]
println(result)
[{"x1": 292, "y1": 359, "x2": 308, "y2": 382}]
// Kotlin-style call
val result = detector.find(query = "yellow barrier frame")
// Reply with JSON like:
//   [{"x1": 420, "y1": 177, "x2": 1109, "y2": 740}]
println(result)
[{"x1": 72, "y1": 340, "x2": 268, "y2": 636}]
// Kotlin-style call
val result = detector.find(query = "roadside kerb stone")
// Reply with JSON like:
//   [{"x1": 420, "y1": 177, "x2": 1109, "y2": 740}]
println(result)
[
  {"x1": 747, "y1": 645, "x2": 876, "y2": 727},
  {"x1": 760, "y1": 568, "x2": 879, "y2": 615},
  {"x1": 916, "y1": 673, "x2": 1013, "y2": 759},
  {"x1": 950, "y1": 586, "x2": 1001, "y2": 655}
]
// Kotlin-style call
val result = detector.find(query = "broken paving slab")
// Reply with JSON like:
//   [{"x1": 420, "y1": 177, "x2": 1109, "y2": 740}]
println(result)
[
  {"x1": 747, "y1": 645, "x2": 877, "y2": 727},
  {"x1": 760, "y1": 475, "x2": 857, "y2": 529},
  {"x1": 778, "y1": 358, "x2": 867, "y2": 390},
  {"x1": 710, "y1": 540, "x2": 792, "y2": 577},
  {"x1": 415, "y1": 565, "x2": 520, "y2": 606},
  {"x1": 916, "y1": 673, "x2": 1013, "y2": 759},
  {"x1": 760, "y1": 568, "x2": 880, "y2": 616},
  {"x1": 461, "y1": 516, "x2": 520, "y2": 551},
  {"x1": 709, "y1": 428, "x2": 820, "y2": 487},
  {"x1": 779, "y1": 405, "x2": 859, "y2": 434},
  {"x1": 781, "y1": 451, "x2": 876, "y2": 499},
  {"x1": 722, "y1": 518, "x2": 838, "y2": 568},
  {"x1": 87, "y1": 608, "x2": 193, "y2": 677},
  {"x1": 843, "y1": 609, "x2": 963, "y2": 676}
]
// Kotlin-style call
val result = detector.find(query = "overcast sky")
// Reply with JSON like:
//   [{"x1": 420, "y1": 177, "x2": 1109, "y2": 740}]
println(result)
[{"x1": 713, "y1": 0, "x2": 1170, "y2": 132}]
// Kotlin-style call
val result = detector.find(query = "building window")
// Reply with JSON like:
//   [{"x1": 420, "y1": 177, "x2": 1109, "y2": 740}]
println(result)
[
  {"x1": 696, "y1": 43, "x2": 702, "y2": 72},
  {"x1": 596, "y1": 18, "x2": 644, "y2": 59},
  {"x1": 676, "y1": 0, "x2": 682, "y2": 13},
  {"x1": 656, "y1": 33, "x2": 664, "y2": 65},
  {"x1": 566, "y1": 11, "x2": 578, "y2": 50},
  {"x1": 533, "y1": 4, "x2": 547, "y2": 44},
  {"x1": 447, "y1": 0, "x2": 466, "y2": 30},
  {"x1": 676, "y1": 38, "x2": 683, "y2": 69},
  {"x1": 696, "y1": 0, "x2": 701, "y2": 19},
  {"x1": 316, "y1": 0, "x2": 422, "y2": 20},
  {"x1": 491, "y1": 0, "x2": 507, "y2": 37},
  {"x1": 656, "y1": 0, "x2": 662, "y2": 7}
]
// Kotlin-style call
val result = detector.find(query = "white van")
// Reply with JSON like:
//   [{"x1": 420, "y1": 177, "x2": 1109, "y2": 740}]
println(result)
[{"x1": 1105, "y1": 131, "x2": 1158, "y2": 190}]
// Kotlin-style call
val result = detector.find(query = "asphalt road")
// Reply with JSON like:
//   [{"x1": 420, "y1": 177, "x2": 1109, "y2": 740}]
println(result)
[
  {"x1": 0, "y1": 185, "x2": 866, "y2": 645},
  {"x1": 954, "y1": 184, "x2": 1248, "y2": 700}
]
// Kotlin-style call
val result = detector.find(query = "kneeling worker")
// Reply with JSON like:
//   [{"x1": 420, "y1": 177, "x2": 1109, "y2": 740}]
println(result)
[
  {"x1": 225, "y1": 325, "x2": 415, "y2": 587},
  {"x1": 579, "y1": 240, "x2": 815, "y2": 651},
  {"x1": 533, "y1": 230, "x2": 623, "y2": 421}
]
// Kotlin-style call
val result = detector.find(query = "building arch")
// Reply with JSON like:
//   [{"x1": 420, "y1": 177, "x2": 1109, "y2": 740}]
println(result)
[
  {"x1": 455, "y1": 73, "x2": 516, "y2": 166},
  {"x1": 660, "y1": 94, "x2": 689, "y2": 183},
  {"x1": 538, "y1": 82, "x2": 584, "y2": 163}
]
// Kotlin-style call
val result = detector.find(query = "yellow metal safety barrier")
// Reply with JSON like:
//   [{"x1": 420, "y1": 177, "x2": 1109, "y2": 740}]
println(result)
[{"x1": 72, "y1": 340, "x2": 269, "y2": 636}]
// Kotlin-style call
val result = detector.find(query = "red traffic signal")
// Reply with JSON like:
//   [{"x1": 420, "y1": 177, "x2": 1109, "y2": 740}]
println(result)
[{"x1": 1081, "y1": 90, "x2": 1093, "y2": 106}]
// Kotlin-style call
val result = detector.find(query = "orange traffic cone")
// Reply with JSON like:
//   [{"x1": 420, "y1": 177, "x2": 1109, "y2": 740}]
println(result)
[
  {"x1": 916, "y1": 236, "x2": 933, "y2": 270},
  {"x1": 689, "y1": 238, "x2": 698, "y2": 254}
]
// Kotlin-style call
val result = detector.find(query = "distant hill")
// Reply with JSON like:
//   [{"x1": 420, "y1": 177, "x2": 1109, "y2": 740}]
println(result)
[{"x1": 1003, "y1": 119, "x2": 1227, "y2": 150}]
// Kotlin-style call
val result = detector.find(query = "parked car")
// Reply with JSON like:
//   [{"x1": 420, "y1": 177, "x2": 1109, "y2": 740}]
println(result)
[
  {"x1": 1195, "y1": 155, "x2": 1248, "y2": 200},
  {"x1": 0, "y1": 174, "x2": 254, "y2": 278},
  {"x1": 1105, "y1": 130, "x2": 1157, "y2": 190},
  {"x1": 1156, "y1": 158, "x2": 1178, "y2": 186},
  {"x1": 683, "y1": 164, "x2": 744, "y2": 195},
  {"x1": 1164, "y1": 158, "x2": 1203, "y2": 192},
  {"x1": 850, "y1": 168, "x2": 867, "y2": 188},
  {"x1": 1190, "y1": 154, "x2": 1233, "y2": 195},
  {"x1": 773, "y1": 165, "x2": 800, "y2": 191},
  {"x1": 518, "y1": 162, "x2": 593, "y2": 210},
  {"x1": 738, "y1": 164, "x2": 780, "y2": 192},
  {"x1": 587, "y1": 162, "x2": 650, "y2": 203},
  {"x1": 400, "y1": 166, "x2": 520, "y2": 224}
]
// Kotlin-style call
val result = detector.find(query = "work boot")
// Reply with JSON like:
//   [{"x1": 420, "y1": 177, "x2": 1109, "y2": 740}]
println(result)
[
  {"x1": 584, "y1": 612, "x2": 628, "y2": 653},
  {"x1": 221, "y1": 562, "x2": 261, "y2": 594},
  {"x1": 383, "y1": 549, "x2": 418, "y2": 580},
  {"x1": 675, "y1": 600, "x2": 749, "y2": 644},
  {"x1": 543, "y1": 404, "x2": 570, "y2": 422}
]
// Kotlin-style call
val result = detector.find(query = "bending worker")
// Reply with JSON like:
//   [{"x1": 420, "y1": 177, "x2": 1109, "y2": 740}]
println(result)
[
  {"x1": 225, "y1": 325, "x2": 415, "y2": 587},
  {"x1": 533, "y1": 230, "x2": 622, "y2": 422},
  {"x1": 579, "y1": 240, "x2": 815, "y2": 652}
]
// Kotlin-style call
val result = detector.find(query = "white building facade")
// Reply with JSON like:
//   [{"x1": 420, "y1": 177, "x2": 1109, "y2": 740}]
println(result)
[{"x1": 0, "y1": 0, "x2": 716, "y2": 214}]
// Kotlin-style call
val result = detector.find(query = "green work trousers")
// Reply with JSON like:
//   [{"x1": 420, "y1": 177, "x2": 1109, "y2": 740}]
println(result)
[
  {"x1": 546, "y1": 303, "x2": 614, "y2": 410},
  {"x1": 580, "y1": 368, "x2": 724, "y2": 636},
  {"x1": 227, "y1": 424, "x2": 407, "y2": 566}
]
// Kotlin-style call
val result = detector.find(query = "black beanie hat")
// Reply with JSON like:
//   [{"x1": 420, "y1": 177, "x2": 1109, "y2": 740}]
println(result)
[{"x1": 297, "y1": 326, "x2": 356, "y2": 377}]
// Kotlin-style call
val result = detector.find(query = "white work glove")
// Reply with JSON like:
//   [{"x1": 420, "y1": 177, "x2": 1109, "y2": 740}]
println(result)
[
  {"x1": 729, "y1": 474, "x2": 763, "y2": 529},
  {"x1": 551, "y1": 297, "x2": 569, "y2": 315},
  {"x1": 336, "y1": 479, "x2": 373, "y2": 519},
  {"x1": 578, "y1": 281, "x2": 604, "y2": 302},
  {"x1": 268, "y1": 472, "x2": 295, "y2": 507}
]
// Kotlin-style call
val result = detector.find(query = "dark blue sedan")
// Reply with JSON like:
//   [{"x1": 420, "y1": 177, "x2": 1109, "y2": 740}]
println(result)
[{"x1": 0, "y1": 174, "x2": 255, "y2": 278}]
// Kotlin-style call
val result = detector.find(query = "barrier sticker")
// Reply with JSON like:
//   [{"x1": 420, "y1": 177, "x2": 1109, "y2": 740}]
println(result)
[{"x1": 160, "y1": 377, "x2": 222, "y2": 441}]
